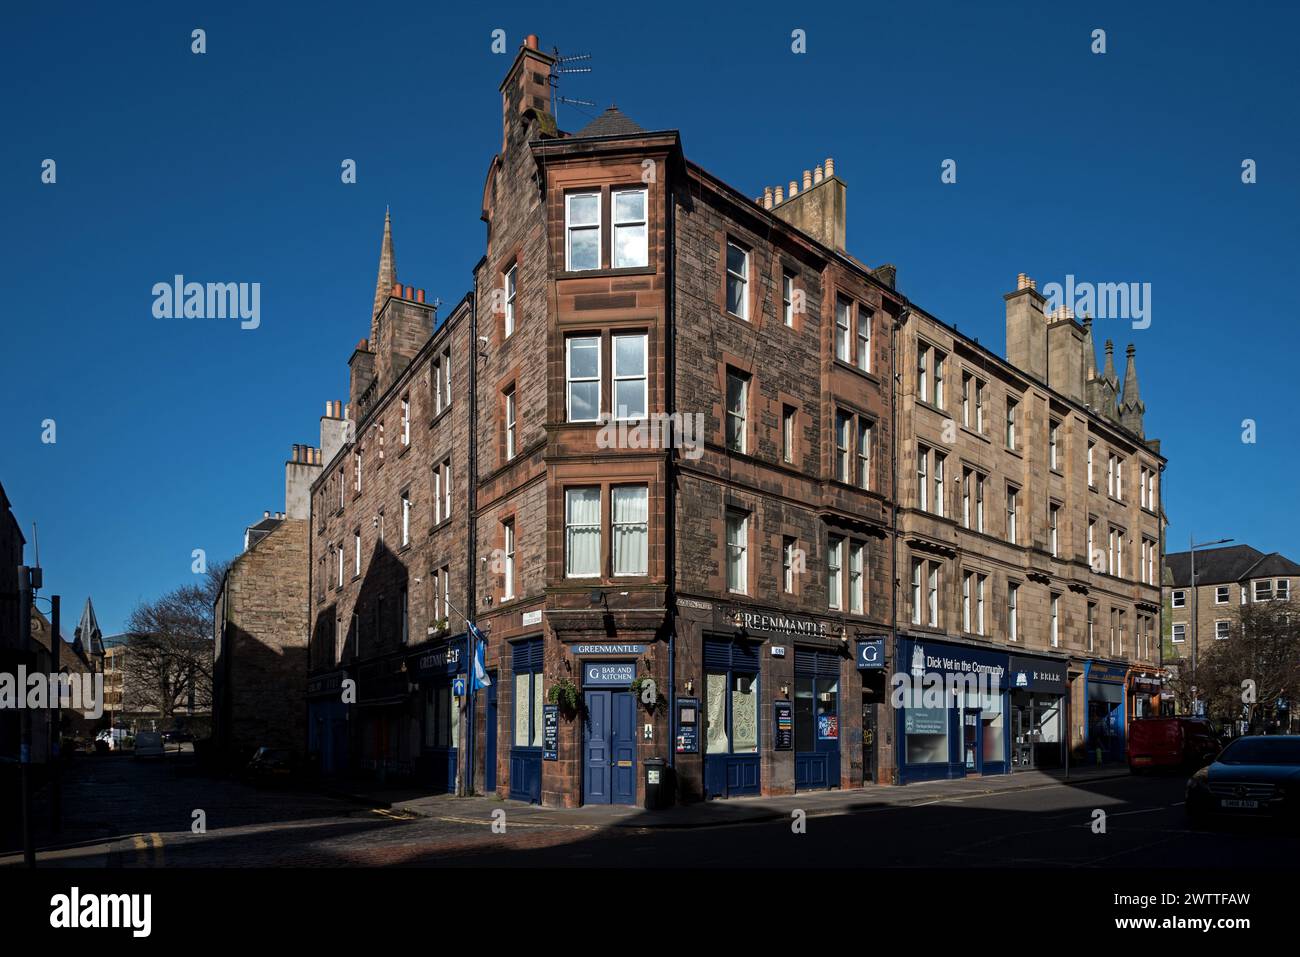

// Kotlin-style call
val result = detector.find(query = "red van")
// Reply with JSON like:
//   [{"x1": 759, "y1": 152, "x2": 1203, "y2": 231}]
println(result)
[{"x1": 1129, "y1": 717, "x2": 1222, "y2": 771}]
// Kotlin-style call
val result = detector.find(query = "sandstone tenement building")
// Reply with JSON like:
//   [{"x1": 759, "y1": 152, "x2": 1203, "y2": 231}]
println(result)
[{"x1": 214, "y1": 33, "x2": 1173, "y2": 805}]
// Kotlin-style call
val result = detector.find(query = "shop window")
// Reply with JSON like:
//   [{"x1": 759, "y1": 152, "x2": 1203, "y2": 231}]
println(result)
[
  {"x1": 512, "y1": 639, "x2": 544, "y2": 749},
  {"x1": 424, "y1": 682, "x2": 460, "y2": 749},
  {"x1": 704, "y1": 639, "x2": 760, "y2": 755}
]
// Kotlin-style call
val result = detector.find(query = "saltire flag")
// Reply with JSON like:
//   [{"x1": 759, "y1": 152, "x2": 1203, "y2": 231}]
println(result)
[{"x1": 470, "y1": 622, "x2": 491, "y2": 690}]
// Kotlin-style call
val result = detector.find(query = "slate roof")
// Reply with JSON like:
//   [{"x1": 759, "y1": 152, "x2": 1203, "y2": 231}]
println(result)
[
  {"x1": 573, "y1": 104, "x2": 645, "y2": 138},
  {"x1": 1165, "y1": 544, "x2": 1300, "y2": 587}
]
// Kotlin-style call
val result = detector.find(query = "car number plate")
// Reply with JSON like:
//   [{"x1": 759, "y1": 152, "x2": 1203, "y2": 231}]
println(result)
[{"x1": 1220, "y1": 799, "x2": 1258, "y2": 809}]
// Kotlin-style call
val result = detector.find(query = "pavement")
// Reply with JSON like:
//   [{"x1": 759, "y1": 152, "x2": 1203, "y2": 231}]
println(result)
[{"x1": 320, "y1": 762, "x2": 1134, "y2": 830}]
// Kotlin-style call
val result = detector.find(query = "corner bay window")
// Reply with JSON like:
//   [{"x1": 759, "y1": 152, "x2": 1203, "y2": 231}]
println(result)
[
  {"x1": 612, "y1": 188, "x2": 648, "y2": 268},
  {"x1": 611, "y1": 486, "x2": 648, "y2": 576},
  {"x1": 566, "y1": 336, "x2": 600, "y2": 422},
  {"x1": 565, "y1": 191, "x2": 600, "y2": 271},
  {"x1": 563, "y1": 485, "x2": 650, "y2": 579},
  {"x1": 612, "y1": 333, "x2": 647, "y2": 420},
  {"x1": 564, "y1": 487, "x2": 601, "y2": 578}
]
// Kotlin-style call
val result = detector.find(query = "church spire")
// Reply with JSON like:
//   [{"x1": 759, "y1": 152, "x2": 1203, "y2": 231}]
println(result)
[
  {"x1": 1120, "y1": 343, "x2": 1146, "y2": 436},
  {"x1": 371, "y1": 207, "x2": 396, "y2": 324}
]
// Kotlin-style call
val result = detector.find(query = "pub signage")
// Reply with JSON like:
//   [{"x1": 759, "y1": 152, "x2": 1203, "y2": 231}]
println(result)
[
  {"x1": 583, "y1": 662, "x2": 636, "y2": 687},
  {"x1": 572, "y1": 643, "x2": 646, "y2": 656},
  {"x1": 717, "y1": 606, "x2": 834, "y2": 641},
  {"x1": 856, "y1": 638, "x2": 886, "y2": 670}
]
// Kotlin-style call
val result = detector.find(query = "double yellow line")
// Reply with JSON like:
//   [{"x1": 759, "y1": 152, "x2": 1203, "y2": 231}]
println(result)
[{"x1": 130, "y1": 831, "x2": 164, "y2": 866}]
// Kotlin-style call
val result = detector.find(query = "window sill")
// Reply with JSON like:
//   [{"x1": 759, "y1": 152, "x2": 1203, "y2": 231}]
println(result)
[
  {"x1": 556, "y1": 264, "x2": 654, "y2": 280},
  {"x1": 398, "y1": 443, "x2": 411, "y2": 459},
  {"x1": 914, "y1": 397, "x2": 946, "y2": 416},
  {"x1": 833, "y1": 358, "x2": 880, "y2": 385},
  {"x1": 960, "y1": 425, "x2": 988, "y2": 444},
  {"x1": 428, "y1": 518, "x2": 452, "y2": 535},
  {"x1": 429, "y1": 406, "x2": 451, "y2": 430}
]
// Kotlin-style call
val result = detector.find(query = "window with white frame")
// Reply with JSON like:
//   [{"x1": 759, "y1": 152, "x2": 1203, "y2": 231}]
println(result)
[
  {"x1": 782, "y1": 272, "x2": 795, "y2": 327},
  {"x1": 504, "y1": 387, "x2": 517, "y2": 460},
  {"x1": 1006, "y1": 485, "x2": 1019, "y2": 543},
  {"x1": 503, "y1": 519, "x2": 515, "y2": 599},
  {"x1": 612, "y1": 333, "x2": 648, "y2": 420},
  {"x1": 976, "y1": 574, "x2": 986, "y2": 635},
  {"x1": 336, "y1": 544, "x2": 343, "y2": 588},
  {"x1": 916, "y1": 342, "x2": 928, "y2": 400},
  {"x1": 612, "y1": 485, "x2": 648, "y2": 576},
  {"x1": 782, "y1": 405, "x2": 796, "y2": 464},
  {"x1": 932, "y1": 349, "x2": 944, "y2": 407},
  {"x1": 1278, "y1": 579, "x2": 1291, "y2": 601},
  {"x1": 927, "y1": 562, "x2": 939, "y2": 627},
  {"x1": 1087, "y1": 602, "x2": 1097, "y2": 651},
  {"x1": 441, "y1": 347, "x2": 451, "y2": 407},
  {"x1": 836, "y1": 296, "x2": 853, "y2": 363},
  {"x1": 1254, "y1": 580, "x2": 1273, "y2": 602},
  {"x1": 441, "y1": 458, "x2": 451, "y2": 520},
  {"x1": 433, "y1": 464, "x2": 442, "y2": 524},
  {"x1": 726, "y1": 369, "x2": 748, "y2": 453},
  {"x1": 1215, "y1": 584, "x2": 1229, "y2": 604},
  {"x1": 837, "y1": 412, "x2": 853, "y2": 483},
  {"x1": 1087, "y1": 442, "x2": 1095, "y2": 487},
  {"x1": 962, "y1": 571, "x2": 973, "y2": 633},
  {"x1": 1050, "y1": 593, "x2": 1060, "y2": 647},
  {"x1": 1005, "y1": 396, "x2": 1018, "y2": 449},
  {"x1": 612, "y1": 188, "x2": 648, "y2": 268},
  {"x1": 827, "y1": 536, "x2": 843, "y2": 610},
  {"x1": 725, "y1": 241, "x2": 749, "y2": 319},
  {"x1": 911, "y1": 559, "x2": 923, "y2": 626},
  {"x1": 1215, "y1": 620, "x2": 1229, "y2": 640},
  {"x1": 783, "y1": 537, "x2": 796, "y2": 593},
  {"x1": 916, "y1": 443, "x2": 928, "y2": 511},
  {"x1": 1171, "y1": 622, "x2": 1186, "y2": 643},
  {"x1": 565, "y1": 487, "x2": 601, "y2": 578},
  {"x1": 566, "y1": 191, "x2": 601, "y2": 271},
  {"x1": 401, "y1": 490, "x2": 411, "y2": 547},
  {"x1": 933, "y1": 451, "x2": 945, "y2": 517},
  {"x1": 857, "y1": 306, "x2": 872, "y2": 372},
  {"x1": 849, "y1": 542, "x2": 864, "y2": 614},
  {"x1": 353, "y1": 529, "x2": 361, "y2": 577},
  {"x1": 1172, "y1": 589, "x2": 1185, "y2": 608},
  {"x1": 354, "y1": 449, "x2": 362, "y2": 493},
  {"x1": 566, "y1": 336, "x2": 600, "y2": 422},
  {"x1": 1049, "y1": 504, "x2": 1060, "y2": 557},
  {"x1": 1008, "y1": 582, "x2": 1019, "y2": 641},
  {"x1": 857, "y1": 419, "x2": 872, "y2": 490},
  {"x1": 1049, "y1": 420, "x2": 1060, "y2": 470},
  {"x1": 726, "y1": 509, "x2": 748, "y2": 594},
  {"x1": 401, "y1": 396, "x2": 411, "y2": 446},
  {"x1": 504, "y1": 263, "x2": 517, "y2": 337},
  {"x1": 433, "y1": 356, "x2": 444, "y2": 415}
]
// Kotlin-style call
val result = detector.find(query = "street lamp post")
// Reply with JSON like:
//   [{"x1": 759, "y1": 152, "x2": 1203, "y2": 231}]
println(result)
[{"x1": 1189, "y1": 536, "x2": 1233, "y2": 715}]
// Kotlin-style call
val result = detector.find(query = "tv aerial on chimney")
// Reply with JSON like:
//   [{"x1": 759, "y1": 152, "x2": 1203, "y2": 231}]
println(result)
[{"x1": 550, "y1": 49, "x2": 595, "y2": 124}]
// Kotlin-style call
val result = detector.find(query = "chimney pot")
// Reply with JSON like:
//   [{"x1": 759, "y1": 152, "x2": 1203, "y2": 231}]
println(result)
[
  {"x1": 263, "y1": 510, "x2": 270, "y2": 519},
  {"x1": 391, "y1": 281, "x2": 402, "y2": 297},
  {"x1": 404, "y1": 285, "x2": 414, "y2": 299},
  {"x1": 1017, "y1": 272, "x2": 1028, "y2": 290},
  {"x1": 803, "y1": 170, "x2": 812, "y2": 190},
  {"x1": 416, "y1": 288, "x2": 425, "y2": 304},
  {"x1": 525, "y1": 34, "x2": 539, "y2": 50},
  {"x1": 763, "y1": 186, "x2": 773, "y2": 209},
  {"x1": 825, "y1": 157, "x2": 834, "y2": 177},
  {"x1": 789, "y1": 180, "x2": 798, "y2": 196},
  {"x1": 814, "y1": 165, "x2": 824, "y2": 184},
  {"x1": 1029, "y1": 279, "x2": 1037, "y2": 291},
  {"x1": 774, "y1": 185, "x2": 784, "y2": 204}
]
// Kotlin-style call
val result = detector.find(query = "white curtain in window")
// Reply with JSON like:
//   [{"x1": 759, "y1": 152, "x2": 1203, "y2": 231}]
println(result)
[
  {"x1": 532, "y1": 676, "x2": 544, "y2": 747},
  {"x1": 514, "y1": 674, "x2": 530, "y2": 747},
  {"x1": 566, "y1": 487, "x2": 601, "y2": 577},
  {"x1": 612, "y1": 486, "x2": 648, "y2": 575}
]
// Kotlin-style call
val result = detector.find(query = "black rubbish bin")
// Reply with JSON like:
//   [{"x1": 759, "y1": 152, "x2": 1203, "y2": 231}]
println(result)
[{"x1": 643, "y1": 758, "x2": 674, "y2": 809}]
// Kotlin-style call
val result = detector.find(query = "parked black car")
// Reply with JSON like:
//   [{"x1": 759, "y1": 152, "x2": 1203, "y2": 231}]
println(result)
[
  {"x1": 163, "y1": 730, "x2": 195, "y2": 744},
  {"x1": 1186, "y1": 735, "x2": 1300, "y2": 828},
  {"x1": 246, "y1": 747, "x2": 299, "y2": 786}
]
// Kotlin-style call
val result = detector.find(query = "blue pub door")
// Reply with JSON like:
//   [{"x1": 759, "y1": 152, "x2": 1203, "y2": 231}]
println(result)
[
  {"x1": 794, "y1": 648, "x2": 841, "y2": 790},
  {"x1": 583, "y1": 690, "x2": 637, "y2": 805}
]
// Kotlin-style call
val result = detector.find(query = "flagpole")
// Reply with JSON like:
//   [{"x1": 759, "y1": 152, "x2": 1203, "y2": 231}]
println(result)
[{"x1": 438, "y1": 596, "x2": 485, "y2": 798}]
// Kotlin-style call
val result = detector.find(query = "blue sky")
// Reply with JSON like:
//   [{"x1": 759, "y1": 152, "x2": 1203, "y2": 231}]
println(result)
[{"x1": 3, "y1": 1, "x2": 1297, "y2": 636}]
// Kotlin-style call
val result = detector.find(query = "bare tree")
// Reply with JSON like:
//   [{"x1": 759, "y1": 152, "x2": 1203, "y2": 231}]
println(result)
[
  {"x1": 1194, "y1": 596, "x2": 1300, "y2": 732},
  {"x1": 122, "y1": 561, "x2": 229, "y2": 721}
]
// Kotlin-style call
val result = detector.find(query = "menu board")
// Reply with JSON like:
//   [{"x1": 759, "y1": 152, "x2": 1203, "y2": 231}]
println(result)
[
  {"x1": 675, "y1": 697, "x2": 699, "y2": 754},
  {"x1": 542, "y1": 704, "x2": 559, "y2": 761},
  {"x1": 774, "y1": 701, "x2": 793, "y2": 751}
]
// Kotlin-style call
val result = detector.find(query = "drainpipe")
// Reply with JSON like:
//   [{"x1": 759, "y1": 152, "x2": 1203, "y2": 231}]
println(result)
[
  {"x1": 464, "y1": 278, "x2": 480, "y2": 797},
  {"x1": 890, "y1": 308, "x2": 908, "y2": 785},
  {"x1": 665, "y1": 171, "x2": 677, "y2": 771}
]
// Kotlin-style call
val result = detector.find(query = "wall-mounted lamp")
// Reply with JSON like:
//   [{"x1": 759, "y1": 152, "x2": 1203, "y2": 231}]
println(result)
[
  {"x1": 684, "y1": 678, "x2": 694, "y2": 695},
  {"x1": 781, "y1": 683, "x2": 790, "y2": 698}
]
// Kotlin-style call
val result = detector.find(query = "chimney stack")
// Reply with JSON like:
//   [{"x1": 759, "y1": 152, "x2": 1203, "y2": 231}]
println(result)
[
  {"x1": 1004, "y1": 272, "x2": 1048, "y2": 382},
  {"x1": 770, "y1": 156, "x2": 847, "y2": 252}
]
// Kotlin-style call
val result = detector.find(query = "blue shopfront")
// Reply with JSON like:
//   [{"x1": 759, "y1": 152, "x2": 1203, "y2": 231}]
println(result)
[
  {"x1": 509, "y1": 637, "x2": 544, "y2": 803},
  {"x1": 1084, "y1": 661, "x2": 1127, "y2": 762},
  {"x1": 703, "y1": 636, "x2": 762, "y2": 799},
  {"x1": 306, "y1": 670, "x2": 349, "y2": 776},
  {"x1": 794, "y1": 647, "x2": 840, "y2": 790},
  {"x1": 410, "y1": 635, "x2": 465, "y2": 793},
  {"x1": 894, "y1": 635, "x2": 1009, "y2": 784}
]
